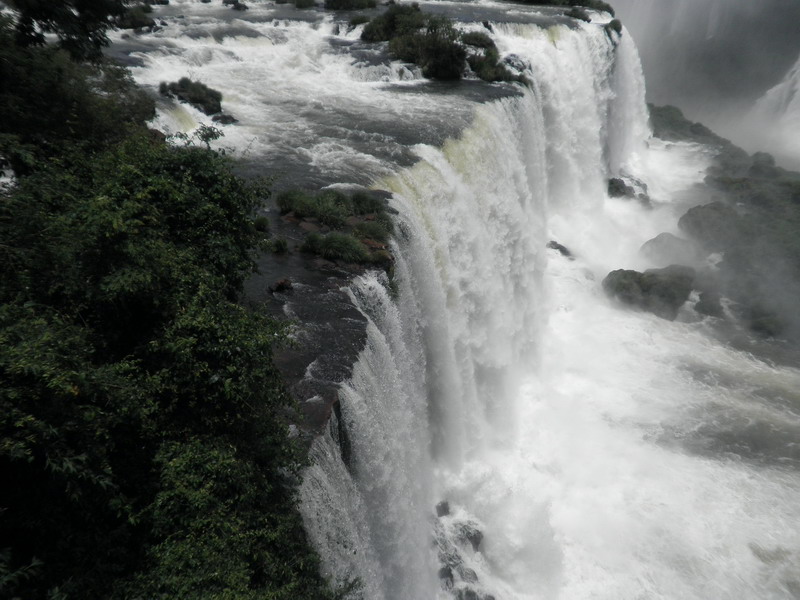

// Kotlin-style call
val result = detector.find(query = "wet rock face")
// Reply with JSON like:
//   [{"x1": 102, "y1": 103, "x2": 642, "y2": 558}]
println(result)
[
  {"x1": 603, "y1": 264, "x2": 696, "y2": 320},
  {"x1": 608, "y1": 175, "x2": 651, "y2": 206},
  {"x1": 678, "y1": 201, "x2": 742, "y2": 253},
  {"x1": 640, "y1": 232, "x2": 699, "y2": 267},
  {"x1": 547, "y1": 240, "x2": 573, "y2": 259}
]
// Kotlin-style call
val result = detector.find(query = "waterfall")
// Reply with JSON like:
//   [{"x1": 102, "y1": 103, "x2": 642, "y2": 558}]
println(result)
[
  {"x1": 748, "y1": 53, "x2": 800, "y2": 168},
  {"x1": 119, "y1": 4, "x2": 800, "y2": 597},
  {"x1": 611, "y1": 0, "x2": 800, "y2": 167},
  {"x1": 299, "y1": 17, "x2": 800, "y2": 600}
]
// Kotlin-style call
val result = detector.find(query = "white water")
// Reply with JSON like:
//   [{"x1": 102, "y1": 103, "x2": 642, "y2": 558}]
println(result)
[
  {"x1": 121, "y1": 3, "x2": 800, "y2": 598},
  {"x1": 748, "y1": 53, "x2": 800, "y2": 169},
  {"x1": 300, "y1": 18, "x2": 800, "y2": 600}
]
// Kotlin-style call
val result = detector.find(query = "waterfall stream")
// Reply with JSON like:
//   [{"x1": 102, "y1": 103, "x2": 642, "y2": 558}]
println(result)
[{"x1": 122, "y1": 3, "x2": 800, "y2": 598}]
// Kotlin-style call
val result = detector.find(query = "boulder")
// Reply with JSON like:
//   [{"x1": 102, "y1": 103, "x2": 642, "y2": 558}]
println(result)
[
  {"x1": 212, "y1": 113, "x2": 238, "y2": 125},
  {"x1": 457, "y1": 522, "x2": 483, "y2": 552},
  {"x1": 547, "y1": 240, "x2": 573, "y2": 259},
  {"x1": 678, "y1": 202, "x2": 741, "y2": 252},
  {"x1": 602, "y1": 265, "x2": 696, "y2": 320},
  {"x1": 608, "y1": 177, "x2": 634, "y2": 198},
  {"x1": 271, "y1": 278, "x2": 293, "y2": 293},
  {"x1": 639, "y1": 232, "x2": 698, "y2": 266},
  {"x1": 436, "y1": 501, "x2": 450, "y2": 517},
  {"x1": 695, "y1": 291, "x2": 723, "y2": 318},
  {"x1": 438, "y1": 566, "x2": 454, "y2": 589}
]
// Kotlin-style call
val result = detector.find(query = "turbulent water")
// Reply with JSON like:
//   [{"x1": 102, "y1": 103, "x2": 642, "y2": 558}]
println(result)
[{"x1": 124, "y1": 2, "x2": 800, "y2": 598}]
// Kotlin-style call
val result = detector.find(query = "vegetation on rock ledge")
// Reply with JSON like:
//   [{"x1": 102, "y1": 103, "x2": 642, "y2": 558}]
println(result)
[{"x1": 361, "y1": 4, "x2": 523, "y2": 83}]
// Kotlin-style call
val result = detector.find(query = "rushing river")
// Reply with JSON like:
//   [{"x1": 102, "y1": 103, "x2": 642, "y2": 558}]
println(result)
[{"x1": 122, "y1": 2, "x2": 800, "y2": 598}]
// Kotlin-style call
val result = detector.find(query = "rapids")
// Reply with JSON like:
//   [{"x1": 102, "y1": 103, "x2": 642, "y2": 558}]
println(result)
[{"x1": 122, "y1": 2, "x2": 800, "y2": 598}]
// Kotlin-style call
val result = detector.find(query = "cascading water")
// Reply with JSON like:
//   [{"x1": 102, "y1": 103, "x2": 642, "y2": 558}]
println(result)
[
  {"x1": 299, "y1": 16, "x2": 800, "y2": 600},
  {"x1": 122, "y1": 3, "x2": 800, "y2": 598},
  {"x1": 611, "y1": 0, "x2": 800, "y2": 168},
  {"x1": 748, "y1": 53, "x2": 800, "y2": 169}
]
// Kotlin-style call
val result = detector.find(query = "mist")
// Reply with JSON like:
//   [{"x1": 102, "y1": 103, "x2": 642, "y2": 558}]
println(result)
[{"x1": 613, "y1": 0, "x2": 800, "y2": 169}]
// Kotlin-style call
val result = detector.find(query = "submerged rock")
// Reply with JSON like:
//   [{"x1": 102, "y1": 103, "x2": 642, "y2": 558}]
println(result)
[
  {"x1": 608, "y1": 175, "x2": 651, "y2": 206},
  {"x1": 457, "y1": 522, "x2": 483, "y2": 552},
  {"x1": 547, "y1": 240, "x2": 573, "y2": 259},
  {"x1": 603, "y1": 265, "x2": 696, "y2": 320},
  {"x1": 608, "y1": 177, "x2": 634, "y2": 198},
  {"x1": 212, "y1": 113, "x2": 238, "y2": 125}
]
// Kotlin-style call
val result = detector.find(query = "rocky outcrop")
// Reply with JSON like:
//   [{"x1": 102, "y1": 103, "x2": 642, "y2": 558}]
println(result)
[
  {"x1": 639, "y1": 232, "x2": 699, "y2": 266},
  {"x1": 603, "y1": 265, "x2": 695, "y2": 320}
]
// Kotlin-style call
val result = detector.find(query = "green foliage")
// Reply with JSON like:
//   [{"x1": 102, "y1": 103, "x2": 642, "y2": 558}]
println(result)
[
  {"x1": 0, "y1": 39, "x2": 336, "y2": 597},
  {"x1": 565, "y1": 6, "x2": 591, "y2": 21},
  {"x1": 361, "y1": 3, "x2": 426, "y2": 42},
  {"x1": 278, "y1": 188, "x2": 390, "y2": 228},
  {"x1": 461, "y1": 31, "x2": 495, "y2": 49},
  {"x1": 116, "y1": 4, "x2": 156, "y2": 30},
  {"x1": 272, "y1": 237, "x2": 290, "y2": 254},
  {"x1": 349, "y1": 14, "x2": 371, "y2": 27},
  {"x1": 160, "y1": 77, "x2": 223, "y2": 115},
  {"x1": 3, "y1": 0, "x2": 127, "y2": 61},
  {"x1": 362, "y1": 6, "x2": 523, "y2": 83},
  {"x1": 353, "y1": 220, "x2": 390, "y2": 242},
  {"x1": 389, "y1": 15, "x2": 466, "y2": 80},
  {"x1": 325, "y1": 0, "x2": 376, "y2": 9},
  {"x1": 302, "y1": 232, "x2": 372, "y2": 263},
  {"x1": 350, "y1": 190, "x2": 386, "y2": 214},
  {"x1": 0, "y1": 18, "x2": 155, "y2": 176},
  {"x1": 507, "y1": 0, "x2": 614, "y2": 16},
  {"x1": 467, "y1": 47, "x2": 520, "y2": 83},
  {"x1": 604, "y1": 18, "x2": 622, "y2": 36},
  {"x1": 254, "y1": 215, "x2": 270, "y2": 232}
]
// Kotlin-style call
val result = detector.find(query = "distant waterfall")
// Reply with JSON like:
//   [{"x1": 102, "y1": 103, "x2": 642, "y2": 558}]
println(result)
[{"x1": 749, "y1": 53, "x2": 800, "y2": 166}]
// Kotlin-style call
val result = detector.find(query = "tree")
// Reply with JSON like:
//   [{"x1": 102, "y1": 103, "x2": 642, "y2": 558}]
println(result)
[{"x1": 4, "y1": 0, "x2": 127, "y2": 61}]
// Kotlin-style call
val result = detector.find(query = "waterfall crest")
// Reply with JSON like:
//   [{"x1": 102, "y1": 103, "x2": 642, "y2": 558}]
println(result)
[{"x1": 300, "y1": 21, "x2": 656, "y2": 600}]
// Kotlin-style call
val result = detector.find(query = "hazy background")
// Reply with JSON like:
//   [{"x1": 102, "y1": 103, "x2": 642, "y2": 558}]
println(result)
[{"x1": 613, "y1": 0, "x2": 800, "y2": 169}]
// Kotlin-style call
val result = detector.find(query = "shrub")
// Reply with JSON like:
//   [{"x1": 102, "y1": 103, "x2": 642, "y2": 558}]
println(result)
[
  {"x1": 277, "y1": 189, "x2": 352, "y2": 228},
  {"x1": 350, "y1": 190, "x2": 385, "y2": 214},
  {"x1": 159, "y1": 77, "x2": 222, "y2": 115},
  {"x1": 301, "y1": 232, "x2": 372, "y2": 263},
  {"x1": 325, "y1": 0, "x2": 376, "y2": 9},
  {"x1": 253, "y1": 215, "x2": 269, "y2": 232},
  {"x1": 508, "y1": 0, "x2": 615, "y2": 17},
  {"x1": 271, "y1": 237, "x2": 289, "y2": 254},
  {"x1": 565, "y1": 7, "x2": 591, "y2": 22},
  {"x1": 350, "y1": 15, "x2": 371, "y2": 27},
  {"x1": 605, "y1": 18, "x2": 622, "y2": 36},
  {"x1": 361, "y1": 3, "x2": 426, "y2": 42},
  {"x1": 116, "y1": 4, "x2": 156, "y2": 30},
  {"x1": 461, "y1": 31, "x2": 495, "y2": 49},
  {"x1": 389, "y1": 16, "x2": 466, "y2": 80},
  {"x1": 467, "y1": 48, "x2": 519, "y2": 83},
  {"x1": 354, "y1": 220, "x2": 390, "y2": 242}
]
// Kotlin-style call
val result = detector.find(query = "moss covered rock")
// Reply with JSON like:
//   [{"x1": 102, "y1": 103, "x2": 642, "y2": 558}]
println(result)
[{"x1": 603, "y1": 265, "x2": 696, "y2": 320}]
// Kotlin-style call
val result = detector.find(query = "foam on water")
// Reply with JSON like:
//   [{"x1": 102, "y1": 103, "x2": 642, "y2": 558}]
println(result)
[
  {"x1": 123, "y1": 4, "x2": 800, "y2": 597},
  {"x1": 301, "y1": 18, "x2": 800, "y2": 600}
]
